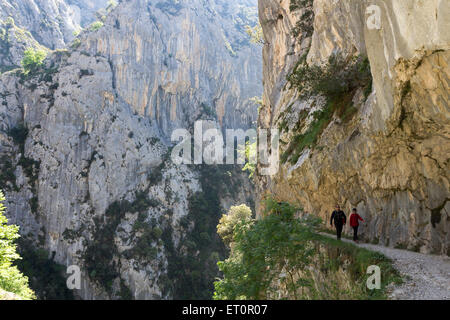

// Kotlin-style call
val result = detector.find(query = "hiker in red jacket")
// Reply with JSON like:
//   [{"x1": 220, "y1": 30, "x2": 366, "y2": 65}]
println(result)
[{"x1": 349, "y1": 208, "x2": 364, "y2": 242}]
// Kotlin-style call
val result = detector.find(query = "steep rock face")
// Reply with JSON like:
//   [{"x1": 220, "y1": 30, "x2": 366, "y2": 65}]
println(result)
[
  {"x1": 66, "y1": 0, "x2": 110, "y2": 28},
  {"x1": 0, "y1": 0, "x2": 109, "y2": 70},
  {"x1": 0, "y1": 0, "x2": 80, "y2": 49},
  {"x1": 257, "y1": 0, "x2": 449, "y2": 255},
  {"x1": 0, "y1": 17, "x2": 47, "y2": 71},
  {"x1": 79, "y1": 0, "x2": 262, "y2": 135},
  {"x1": 0, "y1": 0, "x2": 260, "y2": 299}
]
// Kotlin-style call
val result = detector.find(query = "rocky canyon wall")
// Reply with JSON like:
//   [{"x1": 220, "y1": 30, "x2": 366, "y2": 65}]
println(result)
[
  {"x1": 256, "y1": 0, "x2": 449, "y2": 255},
  {"x1": 0, "y1": 0, "x2": 109, "y2": 70},
  {"x1": 0, "y1": 0, "x2": 261, "y2": 299}
]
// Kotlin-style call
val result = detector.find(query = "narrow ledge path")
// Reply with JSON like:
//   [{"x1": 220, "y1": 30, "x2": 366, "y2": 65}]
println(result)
[{"x1": 320, "y1": 233, "x2": 450, "y2": 300}]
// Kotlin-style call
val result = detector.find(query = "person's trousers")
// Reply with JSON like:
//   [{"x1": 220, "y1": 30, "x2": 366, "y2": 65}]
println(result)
[
  {"x1": 352, "y1": 226, "x2": 359, "y2": 241},
  {"x1": 335, "y1": 224, "x2": 343, "y2": 240}
]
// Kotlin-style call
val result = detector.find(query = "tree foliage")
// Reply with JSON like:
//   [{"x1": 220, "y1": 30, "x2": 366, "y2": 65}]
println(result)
[
  {"x1": 0, "y1": 190, "x2": 35, "y2": 299},
  {"x1": 21, "y1": 48, "x2": 47, "y2": 75},
  {"x1": 240, "y1": 141, "x2": 257, "y2": 179},
  {"x1": 287, "y1": 53, "x2": 372, "y2": 102},
  {"x1": 217, "y1": 204, "x2": 253, "y2": 247},
  {"x1": 90, "y1": 21, "x2": 104, "y2": 31},
  {"x1": 281, "y1": 53, "x2": 373, "y2": 164},
  {"x1": 245, "y1": 23, "x2": 264, "y2": 45},
  {"x1": 214, "y1": 197, "x2": 402, "y2": 300},
  {"x1": 213, "y1": 198, "x2": 320, "y2": 300}
]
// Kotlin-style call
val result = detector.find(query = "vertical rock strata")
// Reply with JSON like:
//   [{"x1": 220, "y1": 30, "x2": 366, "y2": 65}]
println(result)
[
  {"x1": 256, "y1": 0, "x2": 449, "y2": 255},
  {"x1": 0, "y1": 0, "x2": 261, "y2": 299}
]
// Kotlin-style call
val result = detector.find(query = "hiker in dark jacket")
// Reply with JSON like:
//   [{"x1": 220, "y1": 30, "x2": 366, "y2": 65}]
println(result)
[
  {"x1": 349, "y1": 208, "x2": 364, "y2": 242},
  {"x1": 330, "y1": 205, "x2": 346, "y2": 240}
]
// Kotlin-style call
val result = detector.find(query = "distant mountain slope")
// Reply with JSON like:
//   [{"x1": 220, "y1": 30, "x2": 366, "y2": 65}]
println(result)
[{"x1": 0, "y1": 0, "x2": 261, "y2": 299}]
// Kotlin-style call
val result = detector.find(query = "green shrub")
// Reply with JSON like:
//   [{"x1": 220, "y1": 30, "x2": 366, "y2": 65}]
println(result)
[
  {"x1": 70, "y1": 38, "x2": 81, "y2": 49},
  {"x1": 152, "y1": 227, "x2": 163, "y2": 239},
  {"x1": 106, "y1": 0, "x2": 118, "y2": 12},
  {"x1": 21, "y1": 48, "x2": 47, "y2": 75},
  {"x1": 290, "y1": 0, "x2": 314, "y2": 38},
  {"x1": 281, "y1": 53, "x2": 372, "y2": 164},
  {"x1": 90, "y1": 21, "x2": 104, "y2": 31},
  {"x1": 289, "y1": 0, "x2": 313, "y2": 12},
  {"x1": 8, "y1": 125, "x2": 28, "y2": 147},
  {"x1": 0, "y1": 157, "x2": 18, "y2": 191},
  {"x1": 245, "y1": 24, "x2": 264, "y2": 44},
  {"x1": 217, "y1": 204, "x2": 253, "y2": 247},
  {"x1": 213, "y1": 198, "x2": 319, "y2": 300},
  {"x1": 287, "y1": 53, "x2": 372, "y2": 101},
  {"x1": 241, "y1": 141, "x2": 257, "y2": 179},
  {"x1": 199, "y1": 102, "x2": 216, "y2": 119},
  {"x1": 119, "y1": 279, "x2": 132, "y2": 300},
  {"x1": 0, "y1": 190, "x2": 35, "y2": 299},
  {"x1": 280, "y1": 103, "x2": 333, "y2": 164}
]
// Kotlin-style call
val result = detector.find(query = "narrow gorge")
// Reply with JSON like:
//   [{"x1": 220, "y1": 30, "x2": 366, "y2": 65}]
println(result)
[{"x1": 0, "y1": 0, "x2": 448, "y2": 301}]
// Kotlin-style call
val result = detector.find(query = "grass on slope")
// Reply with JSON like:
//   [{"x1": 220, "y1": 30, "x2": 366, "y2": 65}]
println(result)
[{"x1": 311, "y1": 233, "x2": 403, "y2": 300}]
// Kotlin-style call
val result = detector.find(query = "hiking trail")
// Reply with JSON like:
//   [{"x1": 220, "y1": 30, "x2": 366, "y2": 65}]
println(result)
[{"x1": 320, "y1": 232, "x2": 450, "y2": 300}]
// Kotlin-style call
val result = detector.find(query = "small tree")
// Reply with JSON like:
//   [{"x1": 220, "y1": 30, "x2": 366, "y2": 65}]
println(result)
[
  {"x1": 21, "y1": 48, "x2": 46, "y2": 75},
  {"x1": 214, "y1": 198, "x2": 321, "y2": 300},
  {"x1": 217, "y1": 205, "x2": 253, "y2": 247},
  {"x1": 90, "y1": 21, "x2": 104, "y2": 31},
  {"x1": 0, "y1": 190, "x2": 35, "y2": 299},
  {"x1": 245, "y1": 24, "x2": 264, "y2": 45},
  {"x1": 281, "y1": 53, "x2": 373, "y2": 164}
]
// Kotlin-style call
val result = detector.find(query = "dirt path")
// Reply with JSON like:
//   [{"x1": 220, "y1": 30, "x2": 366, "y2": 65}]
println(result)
[{"x1": 320, "y1": 233, "x2": 450, "y2": 300}]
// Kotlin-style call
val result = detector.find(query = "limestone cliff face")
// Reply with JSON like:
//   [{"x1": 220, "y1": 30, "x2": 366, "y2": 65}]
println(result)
[
  {"x1": 79, "y1": 0, "x2": 262, "y2": 135},
  {"x1": 0, "y1": 0, "x2": 260, "y2": 299},
  {"x1": 1, "y1": 0, "x2": 84, "y2": 49},
  {"x1": 257, "y1": 0, "x2": 449, "y2": 255},
  {"x1": 0, "y1": 17, "x2": 47, "y2": 71},
  {"x1": 0, "y1": 0, "x2": 108, "y2": 70}
]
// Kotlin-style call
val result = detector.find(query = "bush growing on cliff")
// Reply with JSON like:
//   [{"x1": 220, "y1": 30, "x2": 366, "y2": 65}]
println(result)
[
  {"x1": 287, "y1": 53, "x2": 372, "y2": 102},
  {"x1": 245, "y1": 24, "x2": 264, "y2": 45},
  {"x1": 217, "y1": 204, "x2": 253, "y2": 247},
  {"x1": 90, "y1": 21, "x2": 104, "y2": 32},
  {"x1": 21, "y1": 48, "x2": 47, "y2": 75},
  {"x1": 240, "y1": 141, "x2": 257, "y2": 179},
  {"x1": 0, "y1": 190, "x2": 35, "y2": 299},
  {"x1": 281, "y1": 53, "x2": 372, "y2": 164},
  {"x1": 16, "y1": 238, "x2": 74, "y2": 300},
  {"x1": 289, "y1": 0, "x2": 313, "y2": 12},
  {"x1": 214, "y1": 198, "x2": 320, "y2": 299},
  {"x1": 290, "y1": 0, "x2": 315, "y2": 38}
]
